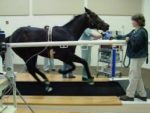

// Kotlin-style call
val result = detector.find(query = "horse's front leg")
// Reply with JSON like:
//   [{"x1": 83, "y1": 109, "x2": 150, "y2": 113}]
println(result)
[{"x1": 71, "y1": 54, "x2": 94, "y2": 82}]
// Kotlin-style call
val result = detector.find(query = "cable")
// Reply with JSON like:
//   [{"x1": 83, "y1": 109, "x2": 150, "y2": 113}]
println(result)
[
  {"x1": 96, "y1": 30, "x2": 131, "y2": 69},
  {"x1": 25, "y1": 46, "x2": 48, "y2": 65},
  {"x1": 123, "y1": 52, "x2": 130, "y2": 68},
  {"x1": 16, "y1": 28, "x2": 51, "y2": 78}
]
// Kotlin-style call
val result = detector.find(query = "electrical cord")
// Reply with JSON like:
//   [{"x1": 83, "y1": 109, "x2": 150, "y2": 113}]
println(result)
[
  {"x1": 97, "y1": 30, "x2": 130, "y2": 68},
  {"x1": 123, "y1": 52, "x2": 130, "y2": 68}
]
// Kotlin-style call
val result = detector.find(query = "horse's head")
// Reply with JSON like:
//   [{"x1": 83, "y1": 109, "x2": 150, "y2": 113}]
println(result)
[{"x1": 85, "y1": 8, "x2": 109, "y2": 31}]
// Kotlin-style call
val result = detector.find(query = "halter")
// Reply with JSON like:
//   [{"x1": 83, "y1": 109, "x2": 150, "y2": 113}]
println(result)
[
  {"x1": 85, "y1": 13, "x2": 98, "y2": 29},
  {"x1": 85, "y1": 13, "x2": 104, "y2": 42}
]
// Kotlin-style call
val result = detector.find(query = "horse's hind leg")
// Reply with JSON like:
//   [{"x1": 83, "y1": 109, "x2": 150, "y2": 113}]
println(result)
[
  {"x1": 35, "y1": 67, "x2": 53, "y2": 92},
  {"x1": 25, "y1": 56, "x2": 47, "y2": 81},
  {"x1": 35, "y1": 68, "x2": 49, "y2": 81},
  {"x1": 25, "y1": 56, "x2": 52, "y2": 92},
  {"x1": 26, "y1": 57, "x2": 41, "y2": 82},
  {"x1": 30, "y1": 56, "x2": 52, "y2": 92}
]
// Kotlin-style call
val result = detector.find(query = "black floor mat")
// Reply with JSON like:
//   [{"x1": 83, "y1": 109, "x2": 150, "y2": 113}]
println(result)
[{"x1": 6, "y1": 82, "x2": 125, "y2": 96}]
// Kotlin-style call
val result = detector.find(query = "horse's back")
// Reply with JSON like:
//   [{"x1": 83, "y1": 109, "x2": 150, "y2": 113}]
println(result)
[
  {"x1": 52, "y1": 26, "x2": 74, "y2": 41},
  {"x1": 10, "y1": 26, "x2": 74, "y2": 43},
  {"x1": 10, "y1": 27, "x2": 47, "y2": 43},
  {"x1": 9, "y1": 26, "x2": 76, "y2": 61}
]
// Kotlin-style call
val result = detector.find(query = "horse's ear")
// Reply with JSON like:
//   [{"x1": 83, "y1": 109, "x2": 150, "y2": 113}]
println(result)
[{"x1": 84, "y1": 7, "x2": 92, "y2": 14}]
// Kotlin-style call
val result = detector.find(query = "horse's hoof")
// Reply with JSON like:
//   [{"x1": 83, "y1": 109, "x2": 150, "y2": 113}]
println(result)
[
  {"x1": 82, "y1": 76, "x2": 94, "y2": 81},
  {"x1": 88, "y1": 81, "x2": 95, "y2": 85},
  {"x1": 45, "y1": 86, "x2": 53, "y2": 92},
  {"x1": 68, "y1": 75, "x2": 76, "y2": 79},
  {"x1": 44, "y1": 81, "x2": 53, "y2": 92},
  {"x1": 82, "y1": 77, "x2": 94, "y2": 85}
]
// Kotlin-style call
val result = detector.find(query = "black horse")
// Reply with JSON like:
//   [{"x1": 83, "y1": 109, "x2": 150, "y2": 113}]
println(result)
[{"x1": 6, "y1": 8, "x2": 109, "y2": 91}]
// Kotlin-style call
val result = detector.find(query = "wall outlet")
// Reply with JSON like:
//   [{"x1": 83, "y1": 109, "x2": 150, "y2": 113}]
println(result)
[{"x1": 5, "y1": 21, "x2": 9, "y2": 25}]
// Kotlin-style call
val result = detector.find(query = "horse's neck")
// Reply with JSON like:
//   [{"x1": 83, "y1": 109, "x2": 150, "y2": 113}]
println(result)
[{"x1": 63, "y1": 15, "x2": 88, "y2": 40}]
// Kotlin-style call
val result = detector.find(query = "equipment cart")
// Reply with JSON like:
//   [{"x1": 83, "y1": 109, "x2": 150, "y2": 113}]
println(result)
[{"x1": 96, "y1": 45, "x2": 123, "y2": 78}]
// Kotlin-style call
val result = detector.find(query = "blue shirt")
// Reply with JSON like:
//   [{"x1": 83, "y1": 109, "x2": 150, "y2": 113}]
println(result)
[{"x1": 80, "y1": 28, "x2": 92, "y2": 40}]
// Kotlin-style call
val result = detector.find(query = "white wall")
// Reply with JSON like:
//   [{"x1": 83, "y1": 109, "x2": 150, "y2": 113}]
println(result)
[
  {"x1": 0, "y1": 0, "x2": 150, "y2": 69},
  {"x1": 143, "y1": 0, "x2": 150, "y2": 30},
  {"x1": 142, "y1": 0, "x2": 150, "y2": 69}
]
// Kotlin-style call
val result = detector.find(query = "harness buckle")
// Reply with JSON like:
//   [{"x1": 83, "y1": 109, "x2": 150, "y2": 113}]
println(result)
[{"x1": 60, "y1": 45, "x2": 68, "y2": 48}]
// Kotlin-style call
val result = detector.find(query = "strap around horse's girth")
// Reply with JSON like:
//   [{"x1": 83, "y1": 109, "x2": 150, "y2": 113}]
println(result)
[
  {"x1": 47, "y1": 27, "x2": 55, "y2": 58},
  {"x1": 48, "y1": 27, "x2": 52, "y2": 41}
]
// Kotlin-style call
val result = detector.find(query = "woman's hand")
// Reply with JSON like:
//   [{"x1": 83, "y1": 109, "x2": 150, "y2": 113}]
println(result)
[{"x1": 91, "y1": 30, "x2": 103, "y2": 40}]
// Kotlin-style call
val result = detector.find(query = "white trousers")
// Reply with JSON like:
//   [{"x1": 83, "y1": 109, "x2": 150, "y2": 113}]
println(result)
[{"x1": 126, "y1": 58, "x2": 147, "y2": 97}]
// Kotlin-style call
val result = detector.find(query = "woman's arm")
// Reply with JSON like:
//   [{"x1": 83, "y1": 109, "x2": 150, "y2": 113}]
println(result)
[{"x1": 116, "y1": 30, "x2": 134, "y2": 40}]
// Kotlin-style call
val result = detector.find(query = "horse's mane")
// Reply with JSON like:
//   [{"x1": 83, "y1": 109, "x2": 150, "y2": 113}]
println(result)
[{"x1": 63, "y1": 14, "x2": 84, "y2": 27}]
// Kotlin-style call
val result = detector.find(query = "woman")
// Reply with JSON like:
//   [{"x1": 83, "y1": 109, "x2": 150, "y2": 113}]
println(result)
[{"x1": 117, "y1": 14, "x2": 148, "y2": 101}]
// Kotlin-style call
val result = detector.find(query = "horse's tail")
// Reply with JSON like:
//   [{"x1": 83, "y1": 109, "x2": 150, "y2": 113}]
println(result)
[
  {"x1": 5, "y1": 36, "x2": 11, "y2": 43},
  {"x1": 1, "y1": 36, "x2": 11, "y2": 63}
]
